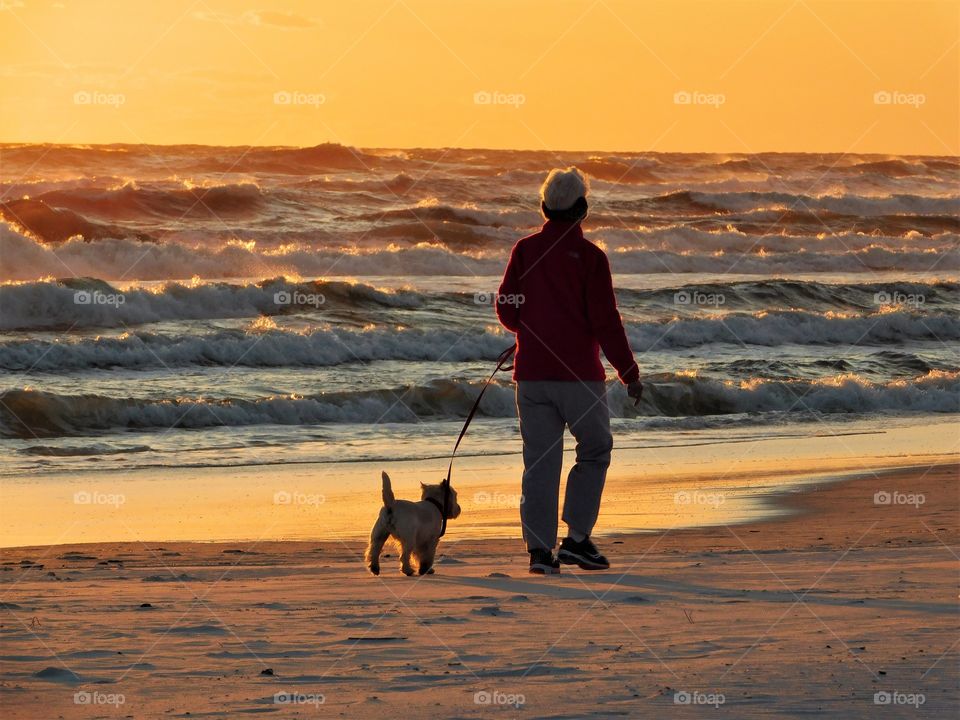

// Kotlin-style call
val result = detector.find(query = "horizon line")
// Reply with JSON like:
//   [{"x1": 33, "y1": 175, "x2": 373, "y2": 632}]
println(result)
[{"x1": 1, "y1": 140, "x2": 956, "y2": 159}]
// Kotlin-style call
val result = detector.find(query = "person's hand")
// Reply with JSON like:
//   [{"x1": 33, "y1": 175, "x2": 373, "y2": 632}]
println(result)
[{"x1": 627, "y1": 380, "x2": 643, "y2": 407}]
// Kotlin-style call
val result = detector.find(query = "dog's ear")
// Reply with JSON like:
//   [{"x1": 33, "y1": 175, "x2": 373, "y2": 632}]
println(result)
[
  {"x1": 420, "y1": 482, "x2": 427, "y2": 489},
  {"x1": 382, "y1": 471, "x2": 390, "y2": 482}
]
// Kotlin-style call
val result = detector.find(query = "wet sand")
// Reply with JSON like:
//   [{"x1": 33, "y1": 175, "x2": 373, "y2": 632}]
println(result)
[{"x1": 0, "y1": 462, "x2": 956, "y2": 718}]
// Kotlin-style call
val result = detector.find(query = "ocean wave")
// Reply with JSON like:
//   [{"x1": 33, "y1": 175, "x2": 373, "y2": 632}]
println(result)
[
  {"x1": 4, "y1": 274, "x2": 954, "y2": 333},
  {"x1": 620, "y1": 190, "x2": 960, "y2": 219},
  {"x1": 622, "y1": 370, "x2": 960, "y2": 417},
  {"x1": 220, "y1": 143, "x2": 385, "y2": 173},
  {"x1": 593, "y1": 224, "x2": 958, "y2": 253},
  {"x1": 347, "y1": 200, "x2": 534, "y2": 229},
  {"x1": 627, "y1": 309, "x2": 960, "y2": 350},
  {"x1": 0, "y1": 276, "x2": 425, "y2": 330},
  {"x1": 0, "y1": 223, "x2": 504, "y2": 281},
  {"x1": 19, "y1": 443, "x2": 153, "y2": 457},
  {"x1": 0, "y1": 380, "x2": 520, "y2": 437},
  {"x1": 0, "y1": 198, "x2": 154, "y2": 244},
  {"x1": 0, "y1": 142, "x2": 382, "y2": 176},
  {"x1": 0, "y1": 326, "x2": 511, "y2": 370},
  {"x1": 4, "y1": 148, "x2": 956, "y2": 202},
  {"x1": 840, "y1": 158, "x2": 933, "y2": 177},
  {"x1": 3, "y1": 221, "x2": 955, "y2": 281},
  {"x1": 1, "y1": 307, "x2": 954, "y2": 371},
  {"x1": 620, "y1": 279, "x2": 958, "y2": 311},
  {"x1": 3, "y1": 371, "x2": 955, "y2": 438},
  {"x1": 608, "y1": 245, "x2": 959, "y2": 274},
  {"x1": 289, "y1": 171, "x2": 418, "y2": 194},
  {"x1": 358, "y1": 219, "x2": 514, "y2": 250},
  {"x1": 33, "y1": 181, "x2": 264, "y2": 221},
  {"x1": 577, "y1": 157, "x2": 662, "y2": 184},
  {"x1": 593, "y1": 212, "x2": 959, "y2": 240},
  {"x1": 697, "y1": 350, "x2": 956, "y2": 381}
]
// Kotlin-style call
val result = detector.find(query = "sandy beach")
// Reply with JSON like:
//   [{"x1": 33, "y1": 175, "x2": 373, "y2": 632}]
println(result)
[
  {"x1": 1, "y1": 462, "x2": 956, "y2": 718},
  {"x1": 2, "y1": 1, "x2": 958, "y2": 718}
]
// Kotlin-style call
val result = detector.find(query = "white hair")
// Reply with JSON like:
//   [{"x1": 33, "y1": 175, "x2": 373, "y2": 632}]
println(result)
[{"x1": 540, "y1": 167, "x2": 589, "y2": 211}]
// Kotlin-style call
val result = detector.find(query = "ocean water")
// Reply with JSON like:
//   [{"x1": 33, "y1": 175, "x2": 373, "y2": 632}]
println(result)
[{"x1": 0, "y1": 144, "x2": 957, "y2": 478}]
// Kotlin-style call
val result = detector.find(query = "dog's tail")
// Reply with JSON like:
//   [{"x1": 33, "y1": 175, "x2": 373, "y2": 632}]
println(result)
[{"x1": 381, "y1": 471, "x2": 395, "y2": 507}]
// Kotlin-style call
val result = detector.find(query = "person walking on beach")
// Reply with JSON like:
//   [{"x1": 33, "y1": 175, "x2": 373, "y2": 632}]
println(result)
[{"x1": 496, "y1": 167, "x2": 643, "y2": 575}]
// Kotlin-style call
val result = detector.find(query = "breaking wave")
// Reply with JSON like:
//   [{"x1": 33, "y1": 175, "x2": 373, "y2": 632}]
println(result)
[
  {"x1": 626, "y1": 309, "x2": 960, "y2": 351},
  {"x1": 0, "y1": 326, "x2": 511, "y2": 370},
  {"x1": 1, "y1": 309, "x2": 954, "y2": 371},
  {"x1": 636, "y1": 190, "x2": 960, "y2": 218},
  {"x1": 31, "y1": 182, "x2": 264, "y2": 221},
  {"x1": 2, "y1": 371, "x2": 955, "y2": 438},
  {"x1": 3, "y1": 222, "x2": 956, "y2": 282},
  {"x1": 0, "y1": 277, "x2": 425, "y2": 330}
]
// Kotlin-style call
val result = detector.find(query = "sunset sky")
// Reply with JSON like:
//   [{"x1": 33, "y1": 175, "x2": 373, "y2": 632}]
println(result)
[{"x1": 1, "y1": 0, "x2": 957, "y2": 153}]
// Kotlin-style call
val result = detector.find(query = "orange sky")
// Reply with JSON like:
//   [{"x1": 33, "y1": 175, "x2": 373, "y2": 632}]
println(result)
[{"x1": 0, "y1": 0, "x2": 957, "y2": 153}]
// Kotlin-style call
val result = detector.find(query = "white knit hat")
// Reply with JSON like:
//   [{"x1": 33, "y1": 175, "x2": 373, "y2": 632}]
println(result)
[{"x1": 540, "y1": 167, "x2": 589, "y2": 211}]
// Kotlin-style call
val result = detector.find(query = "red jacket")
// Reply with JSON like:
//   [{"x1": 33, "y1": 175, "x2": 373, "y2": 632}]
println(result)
[{"x1": 496, "y1": 220, "x2": 639, "y2": 384}]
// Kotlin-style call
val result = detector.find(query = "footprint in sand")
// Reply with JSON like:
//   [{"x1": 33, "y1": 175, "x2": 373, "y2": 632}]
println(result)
[
  {"x1": 418, "y1": 616, "x2": 467, "y2": 625},
  {"x1": 33, "y1": 667, "x2": 82, "y2": 684},
  {"x1": 155, "y1": 623, "x2": 227, "y2": 635},
  {"x1": 342, "y1": 620, "x2": 377, "y2": 629},
  {"x1": 142, "y1": 573, "x2": 199, "y2": 582},
  {"x1": 471, "y1": 605, "x2": 514, "y2": 617}
]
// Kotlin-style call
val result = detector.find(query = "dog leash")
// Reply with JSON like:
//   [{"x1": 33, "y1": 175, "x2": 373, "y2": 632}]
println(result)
[{"x1": 438, "y1": 343, "x2": 516, "y2": 537}]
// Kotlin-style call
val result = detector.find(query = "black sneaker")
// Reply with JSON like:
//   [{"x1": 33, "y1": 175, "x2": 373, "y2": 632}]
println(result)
[
  {"x1": 558, "y1": 536, "x2": 610, "y2": 570},
  {"x1": 528, "y1": 549, "x2": 561, "y2": 575}
]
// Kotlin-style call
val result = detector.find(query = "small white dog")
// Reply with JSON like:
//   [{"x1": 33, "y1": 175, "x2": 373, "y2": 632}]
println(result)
[{"x1": 365, "y1": 471, "x2": 461, "y2": 576}]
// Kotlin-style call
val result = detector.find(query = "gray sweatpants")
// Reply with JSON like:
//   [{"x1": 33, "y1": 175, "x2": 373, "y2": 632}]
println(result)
[{"x1": 516, "y1": 381, "x2": 612, "y2": 551}]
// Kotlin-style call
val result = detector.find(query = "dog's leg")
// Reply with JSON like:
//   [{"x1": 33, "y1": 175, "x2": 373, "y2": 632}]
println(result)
[
  {"x1": 417, "y1": 543, "x2": 437, "y2": 576},
  {"x1": 365, "y1": 520, "x2": 390, "y2": 576},
  {"x1": 399, "y1": 544, "x2": 415, "y2": 576}
]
